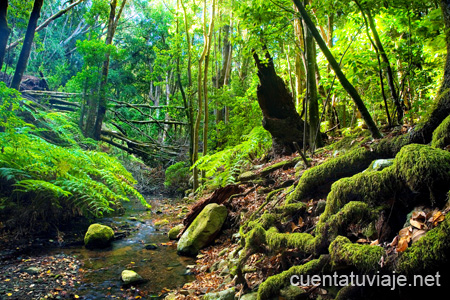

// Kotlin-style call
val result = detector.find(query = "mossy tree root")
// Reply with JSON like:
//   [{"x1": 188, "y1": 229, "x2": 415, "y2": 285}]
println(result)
[
  {"x1": 286, "y1": 136, "x2": 409, "y2": 203},
  {"x1": 329, "y1": 236, "x2": 385, "y2": 272},
  {"x1": 247, "y1": 144, "x2": 450, "y2": 299},
  {"x1": 431, "y1": 114, "x2": 450, "y2": 149},
  {"x1": 257, "y1": 255, "x2": 330, "y2": 300}
]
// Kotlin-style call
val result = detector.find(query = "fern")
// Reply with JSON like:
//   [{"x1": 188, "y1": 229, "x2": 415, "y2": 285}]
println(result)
[{"x1": 194, "y1": 126, "x2": 271, "y2": 190}]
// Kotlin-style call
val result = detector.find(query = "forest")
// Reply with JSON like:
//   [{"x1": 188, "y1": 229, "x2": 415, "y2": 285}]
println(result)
[{"x1": 0, "y1": 0, "x2": 450, "y2": 299}]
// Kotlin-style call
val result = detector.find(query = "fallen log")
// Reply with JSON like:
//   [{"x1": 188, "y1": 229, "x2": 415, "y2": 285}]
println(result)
[{"x1": 180, "y1": 184, "x2": 245, "y2": 236}]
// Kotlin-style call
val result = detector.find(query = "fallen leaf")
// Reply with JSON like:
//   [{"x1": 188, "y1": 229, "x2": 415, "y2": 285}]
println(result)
[
  {"x1": 370, "y1": 239, "x2": 379, "y2": 246},
  {"x1": 396, "y1": 237, "x2": 409, "y2": 252},
  {"x1": 430, "y1": 211, "x2": 445, "y2": 227},
  {"x1": 412, "y1": 211, "x2": 426, "y2": 222},
  {"x1": 399, "y1": 226, "x2": 412, "y2": 238},
  {"x1": 356, "y1": 239, "x2": 369, "y2": 244},
  {"x1": 411, "y1": 230, "x2": 427, "y2": 243},
  {"x1": 389, "y1": 235, "x2": 399, "y2": 247},
  {"x1": 410, "y1": 219, "x2": 425, "y2": 230}
]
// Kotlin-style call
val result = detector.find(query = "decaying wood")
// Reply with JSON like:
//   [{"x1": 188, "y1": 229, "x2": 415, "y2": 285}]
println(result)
[{"x1": 180, "y1": 184, "x2": 245, "y2": 236}]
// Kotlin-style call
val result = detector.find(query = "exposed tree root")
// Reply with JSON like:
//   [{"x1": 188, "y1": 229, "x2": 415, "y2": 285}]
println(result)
[{"x1": 236, "y1": 142, "x2": 450, "y2": 300}]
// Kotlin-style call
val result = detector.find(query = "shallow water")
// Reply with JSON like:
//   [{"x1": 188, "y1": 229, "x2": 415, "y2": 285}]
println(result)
[{"x1": 50, "y1": 198, "x2": 195, "y2": 299}]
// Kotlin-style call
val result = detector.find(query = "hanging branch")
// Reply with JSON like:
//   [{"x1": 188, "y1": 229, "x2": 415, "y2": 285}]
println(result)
[
  {"x1": 312, "y1": 26, "x2": 362, "y2": 153},
  {"x1": 6, "y1": 0, "x2": 86, "y2": 52},
  {"x1": 292, "y1": 0, "x2": 382, "y2": 139}
]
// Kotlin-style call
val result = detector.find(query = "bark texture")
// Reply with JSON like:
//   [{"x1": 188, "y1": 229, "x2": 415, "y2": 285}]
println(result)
[
  {"x1": 10, "y1": 0, "x2": 43, "y2": 90},
  {"x1": 253, "y1": 50, "x2": 306, "y2": 155}
]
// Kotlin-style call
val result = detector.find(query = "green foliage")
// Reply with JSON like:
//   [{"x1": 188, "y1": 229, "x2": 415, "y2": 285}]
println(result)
[
  {"x1": 194, "y1": 126, "x2": 271, "y2": 190},
  {"x1": 164, "y1": 161, "x2": 190, "y2": 194},
  {"x1": 0, "y1": 87, "x2": 150, "y2": 231}
]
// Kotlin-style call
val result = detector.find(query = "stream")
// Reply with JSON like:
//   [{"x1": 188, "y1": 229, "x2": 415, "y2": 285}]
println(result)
[{"x1": 49, "y1": 198, "x2": 195, "y2": 299}]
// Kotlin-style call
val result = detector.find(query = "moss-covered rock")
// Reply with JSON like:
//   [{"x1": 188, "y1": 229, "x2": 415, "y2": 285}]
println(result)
[
  {"x1": 177, "y1": 203, "x2": 228, "y2": 256},
  {"x1": 168, "y1": 224, "x2": 184, "y2": 240},
  {"x1": 84, "y1": 224, "x2": 114, "y2": 249},
  {"x1": 121, "y1": 270, "x2": 144, "y2": 285},
  {"x1": 394, "y1": 144, "x2": 450, "y2": 205}
]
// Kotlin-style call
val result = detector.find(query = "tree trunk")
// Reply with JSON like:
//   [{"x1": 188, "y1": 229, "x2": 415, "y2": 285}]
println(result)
[
  {"x1": 365, "y1": 8, "x2": 403, "y2": 123},
  {"x1": 216, "y1": 19, "x2": 233, "y2": 147},
  {"x1": 6, "y1": 0, "x2": 85, "y2": 53},
  {"x1": 292, "y1": 0, "x2": 382, "y2": 139},
  {"x1": 10, "y1": 0, "x2": 43, "y2": 90},
  {"x1": 304, "y1": 14, "x2": 321, "y2": 151},
  {"x1": 253, "y1": 50, "x2": 306, "y2": 155},
  {"x1": 0, "y1": 0, "x2": 11, "y2": 72},
  {"x1": 177, "y1": 0, "x2": 193, "y2": 162},
  {"x1": 193, "y1": 0, "x2": 215, "y2": 192},
  {"x1": 181, "y1": 0, "x2": 194, "y2": 165},
  {"x1": 92, "y1": 0, "x2": 126, "y2": 140}
]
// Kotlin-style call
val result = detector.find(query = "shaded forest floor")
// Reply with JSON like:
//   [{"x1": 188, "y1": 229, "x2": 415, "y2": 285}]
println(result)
[
  {"x1": 165, "y1": 143, "x2": 336, "y2": 299},
  {"x1": 165, "y1": 124, "x2": 450, "y2": 300}
]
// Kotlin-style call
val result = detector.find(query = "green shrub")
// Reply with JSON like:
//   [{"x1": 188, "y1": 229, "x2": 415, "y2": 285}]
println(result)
[
  {"x1": 194, "y1": 126, "x2": 271, "y2": 190},
  {"x1": 164, "y1": 161, "x2": 190, "y2": 195}
]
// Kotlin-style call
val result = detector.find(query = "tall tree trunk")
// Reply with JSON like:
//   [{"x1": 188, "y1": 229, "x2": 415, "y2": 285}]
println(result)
[
  {"x1": 6, "y1": 0, "x2": 85, "y2": 52},
  {"x1": 216, "y1": 19, "x2": 233, "y2": 147},
  {"x1": 0, "y1": 0, "x2": 11, "y2": 72},
  {"x1": 325, "y1": 13, "x2": 337, "y2": 131},
  {"x1": 304, "y1": 12, "x2": 321, "y2": 151},
  {"x1": 365, "y1": 8, "x2": 403, "y2": 123},
  {"x1": 253, "y1": 50, "x2": 306, "y2": 155},
  {"x1": 292, "y1": 0, "x2": 382, "y2": 139},
  {"x1": 177, "y1": 0, "x2": 193, "y2": 162},
  {"x1": 10, "y1": 0, "x2": 43, "y2": 90},
  {"x1": 193, "y1": 0, "x2": 215, "y2": 192},
  {"x1": 92, "y1": 0, "x2": 126, "y2": 140},
  {"x1": 181, "y1": 0, "x2": 194, "y2": 164}
]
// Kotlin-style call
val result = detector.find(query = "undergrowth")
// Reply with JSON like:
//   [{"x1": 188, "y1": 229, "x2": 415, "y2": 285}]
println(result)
[
  {"x1": 193, "y1": 126, "x2": 271, "y2": 191},
  {"x1": 0, "y1": 83, "x2": 150, "y2": 232}
]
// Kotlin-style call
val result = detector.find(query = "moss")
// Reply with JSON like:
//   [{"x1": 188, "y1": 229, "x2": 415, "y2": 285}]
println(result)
[
  {"x1": 329, "y1": 236, "x2": 385, "y2": 272},
  {"x1": 316, "y1": 201, "x2": 375, "y2": 242},
  {"x1": 244, "y1": 224, "x2": 267, "y2": 252},
  {"x1": 394, "y1": 144, "x2": 450, "y2": 205},
  {"x1": 259, "y1": 212, "x2": 277, "y2": 229},
  {"x1": 265, "y1": 228, "x2": 315, "y2": 253},
  {"x1": 274, "y1": 202, "x2": 307, "y2": 217},
  {"x1": 431, "y1": 115, "x2": 450, "y2": 148},
  {"x1": 257, "y1": 255, "x2": 329, "y2": 300},
  {"x1": 84, "y1": 223, "x2": 115, "y2": 249},
  {"x1": 286, "y1": 135, "x2": 408, "y2": 203},
  {"x1": 396, "y1": 215, "x2": 450, "y2": 274},
  {"x1": 238, "y1": 171, "x2": 258, "y2": 182},
  {"x1": 177, "y1": 203, "x2": 228, "y2": 256},
  {"x1": 320, "y1": 168, "x2": 398, "y2": 223},
  {"x1": 168, "y1": 224, "x2": 184, "y2": 240}
]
